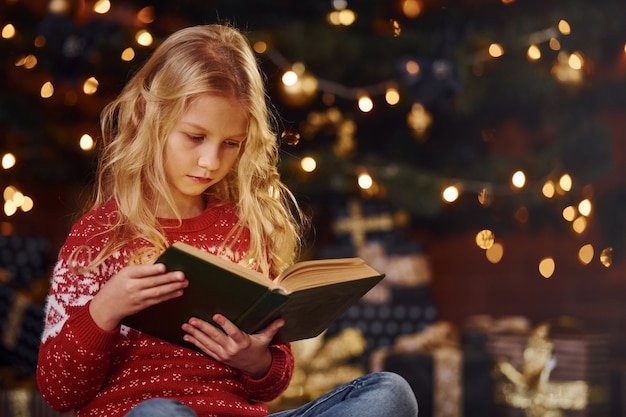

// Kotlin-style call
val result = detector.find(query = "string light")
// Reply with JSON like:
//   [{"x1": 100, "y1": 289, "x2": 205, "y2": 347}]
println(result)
[
  {"x1": 40, "y1": 81, "x2": 54, "y2": 98},
  {"x1": 79, "y1": 134, "x2": 95, "y2": 151},
  {"x1": 486, "y1": 242, "x2": 504, "y2": 263},
  {"x1": 357, "y1": 94, "x2": 373, "y2": 112},
  {"x1": 3, "y1": 186, "x2": 34, "y2": 216},
  {"x1": 300, "y1": 156, "x2": 317, "y2": 173},
  {"x1": 401, "y1": 0, "x2": 423, "y2": 18},
  {"x1": 135, "y1": 30, "x2": 153, "y2": 47},
  {"x1": 93, "y1": 0, "x2": 111, "y2": 14},
  {"x1": 2, "y1": 153, "x2": 16, "y2": 170},
  {"x1": 442, "y1": 185, "x2": 460, "y2": 202},
  {"x1": 83, "y1": 77, "x2": 99, "y2": 95},
  {"x1": 121, "y1": 47, "x2": 135, "y2": 61},
  {"x1": 578, "y1": 244, "x2": 594, "y2": 265},
  {"x1": 511, "y1": 170, "x2": 526, "y2": 188},
  {"x1": 1, "y1": 24, "x2": 16, "y2": 39},
  {"x1": 538, "y1": 257, "x2": 555, "y2": 278}
]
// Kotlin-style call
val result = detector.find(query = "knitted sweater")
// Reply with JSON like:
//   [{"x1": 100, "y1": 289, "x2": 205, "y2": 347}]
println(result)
[{"x1": 37, "y1": 200, "x2": 294, "y2": 417}]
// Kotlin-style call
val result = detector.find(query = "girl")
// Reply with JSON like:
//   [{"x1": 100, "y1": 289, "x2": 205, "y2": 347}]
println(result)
[{"x1": 36, "y1": 24, "x2": 418, "y2": 417}]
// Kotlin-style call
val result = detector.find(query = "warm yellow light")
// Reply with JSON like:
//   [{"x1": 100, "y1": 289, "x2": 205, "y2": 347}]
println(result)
[
  {"x1": 253, "y1": 41, "x2": 268, "y2": 54},
  {"x1": 34, "y1": 35, "x2": 46, "y2": 48},
  {"x1": 578, "y1": 244, "x2": 594, "y2": 265},
  {"x1": 300, "y1": 156, "x2": 316, "y2": 173},
  {"x1": 40, "y1": 81, "x2": 54, "y2": 98},
  {"x1": 358, "y1": 173, "x2": 373, "y2": 190},
  {"x1": 79, "y1": 134, "x2": 95, "y2": 151},
  {"x1": 511, "y1": 170, "x2": 526, "y2": 188},
  {"x1": 282, "y1": 70, "x2": 298, "y2": 86},
  {"x1": 549, "y1": 38, "x2": 561, "y2": 51},
  {"x1": 442, "y1": 185, "x2": 459, "y2": 202},
  {"x1": 489, "y1": 43, "x2": 504, "y2": 58},
  {"x1": 539, "y1": 257, "x2": 555, "y2": 278},
  {"x1": 328, "y1": 10, "x2": 341, "y2": 25},
  {"x1": 357, "y1": 95, "x2": 373, "y2": 112},
  {"x1": 600, "y1": 247, "x2": 613, "y2": 267},
  {"x1": 401, "y1": 0, "x2": 422, "y2": 18},
  {"x1": 562, "y1": 206, "x2": 576, "y2": 222},
  {"x1": 328, "y1": 9, "x2": 356, "y2": 26},
  {"x1": 407, "y1": 103, "x2": 432, "y2": 138},
  {"x1": 385, "y1": 87, "x2": 400, "y2": 105},
  {"x1": 559, "y1": 174, "x2": 572, "y2": 191},
  {"x1": 542, "y1": 180, "x2": 555, "y2": 198},
  {"x1": 572, "y1": 216, "x2": 587, "y2": 234},
  {"x1": 475, "y1": 229, "x2": 495, "y2": 250},
  {"x1": 3, "y1": 185, "x2": 16, "y2": 201},
  {"x1": 4, "y1": 200, "x2": 17, "y2": 216},
  {"x1": 2, "y1": 153, "x2": 16, "y2": 169},
  {"x1": 2, "y1": 24, "x2": 16, "y2": 39},
  {"x1": 136, "y1": 30, "x2": 153, "y2": 46},
  {"x1": 12, "y1": 191, "x2": 24, "y2": 207},
  {"x1": 16, "y1": 54, "x2": 37, "y2": 69},
  {"x1": 527, "y1": 45, "x2": 541, "y2": 61},
  {"x1": 569, "y1": 52, "x2": 584, "y2": 70},
  {"x1": 121, "y1": 47, "x2": 135, "y2": 61},
  {"x1": 337, "y1": 9, "x2": 356, "y2": 25},
  {"x1": 478, "y1": 188, "x2": 493, "y2": 207},
  {"x1": 578, "y1": 199, "x2": 592, "y2": 216},
  {"x1": 558, "y1": 20, "x2": 571, "y2": 35},
  {"x1": 20, "y1": 196, "x2": 33, "y2": 212},
  {"x1": 137, "y1": 6, "x2": 155, "y2": 24},
  {"x1": 405, "y1": 60, "x2": 420, "y2": 76},
  {"x1": 486, "y1": 242, "x2": 504, "y2": 263},
  {"x1": 93, "y1": 0, "x2": 110, "y2": 14},
  {"x1": 83, "y1": 77, "x2": 99, "y2": 95}
]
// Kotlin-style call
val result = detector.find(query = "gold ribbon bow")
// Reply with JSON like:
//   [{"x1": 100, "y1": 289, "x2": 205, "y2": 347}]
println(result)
[{"x1": 371, "y1": 321, "x2": 462, "y2": 417}]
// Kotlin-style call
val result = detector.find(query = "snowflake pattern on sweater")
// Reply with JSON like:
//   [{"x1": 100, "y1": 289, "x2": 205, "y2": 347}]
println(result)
[{"x1": 37, "y1": 200, "x2": 294, "y2": 417}]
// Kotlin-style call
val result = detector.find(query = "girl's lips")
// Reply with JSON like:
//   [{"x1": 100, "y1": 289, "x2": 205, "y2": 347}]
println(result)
[{"x1": 188, "y1": 175, "x2": 212, "y2": 184}]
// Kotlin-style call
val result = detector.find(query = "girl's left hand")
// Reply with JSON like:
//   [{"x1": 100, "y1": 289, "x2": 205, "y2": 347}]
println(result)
[{"x1": 181, "y1": 314, "x2": 284, "y2": 379}]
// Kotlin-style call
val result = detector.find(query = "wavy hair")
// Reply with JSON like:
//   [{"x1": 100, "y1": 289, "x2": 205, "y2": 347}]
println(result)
[{"x1": 83, "y1": 24, "x2": 306, "y2": 277}]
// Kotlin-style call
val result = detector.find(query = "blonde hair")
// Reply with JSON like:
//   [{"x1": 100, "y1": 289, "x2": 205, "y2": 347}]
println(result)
[{"x1": 84, "y1": 24, "x2": 306, "y2": 277}]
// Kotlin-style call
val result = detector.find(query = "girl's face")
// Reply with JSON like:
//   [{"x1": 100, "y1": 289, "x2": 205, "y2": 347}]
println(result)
[{"x1": 161, "y1": 93, "x2": 248, "y2": 218}]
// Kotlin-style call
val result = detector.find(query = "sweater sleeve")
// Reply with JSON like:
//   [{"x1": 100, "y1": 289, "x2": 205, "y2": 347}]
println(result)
[
  {"x1": 240, "y1": 343, "x2": 294, "y2": 402},
  {"x1": 37, "y1": 300, "x2": 120, "y2": 412},
  {"x1": 36, "y1": 206, "x2": 123, "y2": 412}
]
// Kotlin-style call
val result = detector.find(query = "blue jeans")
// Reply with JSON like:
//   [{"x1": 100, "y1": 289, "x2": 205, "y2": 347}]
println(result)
[{"x1": 125, "y1": 372, "x2": 418, "y2": 417}]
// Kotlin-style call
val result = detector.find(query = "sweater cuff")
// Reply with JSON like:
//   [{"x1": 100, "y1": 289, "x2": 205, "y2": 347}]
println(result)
[
  {"x1": 66, "y1": 301, "x2": 120, "y2": 352},
  {"x1": 241, "y1": 344, "x2": 292, "y2": 399}
]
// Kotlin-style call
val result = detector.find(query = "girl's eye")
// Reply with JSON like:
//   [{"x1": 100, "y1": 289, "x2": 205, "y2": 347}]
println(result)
[
  {"x1": 224, "y1": 140, "x2": 242, "y2": 148},
  {"x1": 186, "y1": 134, "x2": 204, "y2": 142}
]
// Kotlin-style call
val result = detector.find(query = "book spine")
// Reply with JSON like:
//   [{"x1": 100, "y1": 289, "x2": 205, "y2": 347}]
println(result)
[{"x1": 235, "y1": 290, "x2": 288, "y2": 334}]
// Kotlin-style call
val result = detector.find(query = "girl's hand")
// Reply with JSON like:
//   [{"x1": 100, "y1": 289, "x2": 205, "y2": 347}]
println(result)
[
  {"x1": 182, "y1": 314, "x2": 284, "y2": 379},
  {"x1": 89, "y1": 263, "x2": 188, "y2": 331}
]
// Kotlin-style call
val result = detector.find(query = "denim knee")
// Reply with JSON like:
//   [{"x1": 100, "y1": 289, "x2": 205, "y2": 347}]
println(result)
[
  {"x1": 125, "y1": 398, "x2": 198, "y2": 417},
  {"x1": 377, "y1": 372, "x2": 418, "y2": 416}
]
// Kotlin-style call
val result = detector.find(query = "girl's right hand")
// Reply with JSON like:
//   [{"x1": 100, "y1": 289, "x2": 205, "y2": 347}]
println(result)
[{"x1": 89, "y1": 263, "x2": 188, "y2": 331}]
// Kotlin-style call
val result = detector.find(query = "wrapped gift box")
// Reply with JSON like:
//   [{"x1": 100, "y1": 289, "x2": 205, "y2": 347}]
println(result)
[
  {"x1": 373, "y1": 323, "x2": 493, "y2": 417},
  {"x1": 0, "y1": 388, "x2": 75, "y2": 417},
  {"x1": 381, "y1": 348, "x2": 493, "y2": 417},
  {"x1": 487, "y1": 327, "x2": 610, "y2": 417}
]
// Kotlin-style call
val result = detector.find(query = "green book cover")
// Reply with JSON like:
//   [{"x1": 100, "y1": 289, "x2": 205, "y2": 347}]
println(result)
[{"x1": 123, "y1": 242, "x2": 384, "y2": 347}]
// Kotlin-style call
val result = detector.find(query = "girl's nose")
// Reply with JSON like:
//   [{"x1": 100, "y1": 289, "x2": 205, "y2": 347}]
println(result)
[{"x1": 198, "y1": 144, "x2": 220, "y2": 170}]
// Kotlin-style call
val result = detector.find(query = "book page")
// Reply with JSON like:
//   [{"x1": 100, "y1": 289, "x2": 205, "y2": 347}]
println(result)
[{"x1": 277, "y1": 258, "x2": 382, "y2": 292}]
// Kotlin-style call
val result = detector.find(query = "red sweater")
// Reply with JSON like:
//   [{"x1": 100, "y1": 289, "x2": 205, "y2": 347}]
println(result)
[{"x1": 37, "y1": 200, "x2": 294, "y2": 417}]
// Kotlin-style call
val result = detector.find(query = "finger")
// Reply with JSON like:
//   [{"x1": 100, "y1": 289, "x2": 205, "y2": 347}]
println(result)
[
  {"x1": 258, "y1": 318, "x2": 285, "y2": 340},
  {"x1": 212, "y1": 314, "x2": 243, "y2": 340},
  {"x1": 182, "y1": 319, "x2": 225, "y2": 355},
  {"x1": 128, "y1": 263, "x2": 168, "y2": 278},
  {"x1": 136, "y1": 271, "x2": 186, "y2": 294}
]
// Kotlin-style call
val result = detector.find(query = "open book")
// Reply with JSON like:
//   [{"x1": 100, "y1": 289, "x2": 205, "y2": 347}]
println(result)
[{"x1": 123, "y1": 242, "x2": 384, "y2": 346}]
